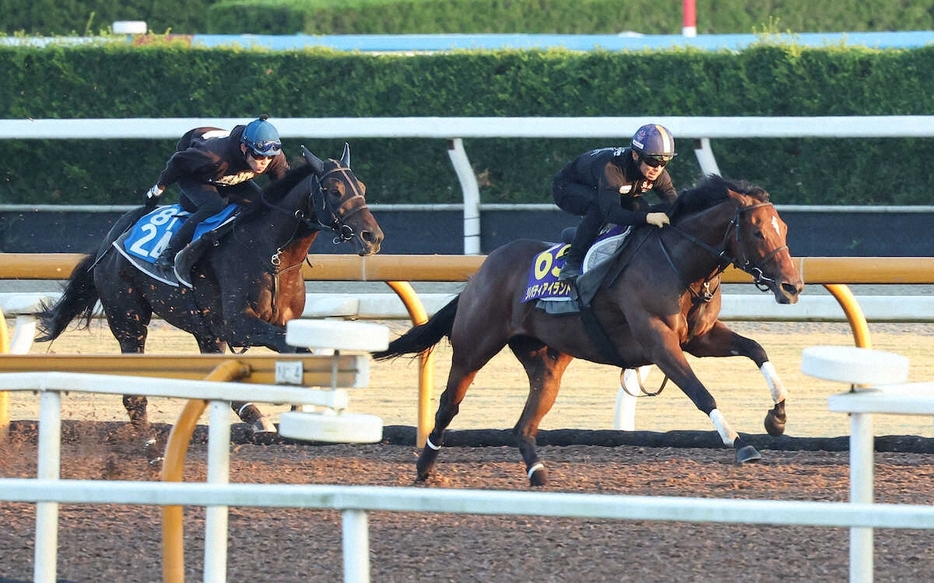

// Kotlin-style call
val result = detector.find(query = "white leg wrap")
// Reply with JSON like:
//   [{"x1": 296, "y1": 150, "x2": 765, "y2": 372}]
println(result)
[
  {"x1": 426, "y1": 436, "x2": 441, "y2": 451},
  {"x1": 760, "y1": 362, "x2": 788, "y2": 403},
  {"x1": 709, "y1": 409, "x2": 738, "y2": 446},
  {"x1": 527, "y1": 462, "x2": 545, "y2": 479}
]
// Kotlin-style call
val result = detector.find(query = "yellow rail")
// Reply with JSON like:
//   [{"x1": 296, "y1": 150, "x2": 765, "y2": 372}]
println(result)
[
  {"x1": 0, "y1": 353, "x2": 367, "y2": 387},
  {"x1": 2, "y1": 253, "x2": 934, "y2": 284}
]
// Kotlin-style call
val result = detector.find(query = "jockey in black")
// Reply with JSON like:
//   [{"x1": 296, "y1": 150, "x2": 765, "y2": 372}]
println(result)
[
  {"x1": 552, "y1": 123, "x2": 678, "y2": 280},
  {"x1": 147, "y1": 115, "x2": 290, "y2": 271}
]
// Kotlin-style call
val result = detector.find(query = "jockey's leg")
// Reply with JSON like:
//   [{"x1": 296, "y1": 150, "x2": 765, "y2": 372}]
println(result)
[
  {"x1": 157, "y1": 181, "x2": 225, "y2": 268},
  {"x1": 560, "y1": 204, "x2": 602, "y2": 280}
]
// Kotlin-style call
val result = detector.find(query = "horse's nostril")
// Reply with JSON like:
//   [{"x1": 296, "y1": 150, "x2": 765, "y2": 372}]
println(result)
[{"x1": 782, "y1": 282, "x2": 800, "y2": 296}]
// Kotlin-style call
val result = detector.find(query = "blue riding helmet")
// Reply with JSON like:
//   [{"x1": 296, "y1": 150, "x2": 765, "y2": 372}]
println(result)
[
  {"x1": 241, "y1": 116, "x2": 282, "y2": 157},
  {"x1": 631, "y1": 124, "x2": 677, "y2": 161}
]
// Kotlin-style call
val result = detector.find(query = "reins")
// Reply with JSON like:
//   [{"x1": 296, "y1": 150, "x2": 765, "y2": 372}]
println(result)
[
  {"x1": 238, "y1": 162, "x2": 369, "y2": 321},
  {"x1": 664, "y1": 201, "x2": 784, "y2": 296}
]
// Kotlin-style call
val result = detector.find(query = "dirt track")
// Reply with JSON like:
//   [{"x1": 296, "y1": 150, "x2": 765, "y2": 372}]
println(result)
[
  {"x1": 3, "y1": 317, "x2": 934, "y2": 581},
  {"x1": 2, "y1": 420, "x2": 934, "y2": 583}
]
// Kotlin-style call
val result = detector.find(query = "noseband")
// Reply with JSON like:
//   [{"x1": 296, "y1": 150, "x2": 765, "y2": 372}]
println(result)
[
  {"x1": 729, "y1": 202, "x2": 789, "y2": 292},
  {"x1": 664, "y1": 201, "x2": 788, "y2": 295}
]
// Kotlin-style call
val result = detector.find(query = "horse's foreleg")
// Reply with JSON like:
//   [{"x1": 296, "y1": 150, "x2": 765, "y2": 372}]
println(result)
[
  {"x1": 192, "y1": 335, "x2": 278, "y2": 442},
  {"x1": 417, "y1": 367, "x2": 478, "y2": 482},
  {"x1": 684, "y1": 321, "x2": 788, "y2": 436},
  {"x1": 511, "y1": 341, "x2": 573, "y2": 487},
  {"x1": 650, "y1": 336, "x2": 761, "y2": 463}
]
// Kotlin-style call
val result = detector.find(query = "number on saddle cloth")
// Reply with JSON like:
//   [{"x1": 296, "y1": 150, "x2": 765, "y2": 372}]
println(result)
[
  {"x1": 122, "y1": 204, "x2": 239, "y2": 264},
  {"x1": 522, "y1": 225, "x2": 632, "y2": 303}
]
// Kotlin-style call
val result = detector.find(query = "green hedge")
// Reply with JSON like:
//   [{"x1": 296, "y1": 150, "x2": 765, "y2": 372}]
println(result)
[
  {"x1": 3, "y1": 0, "x2": 933, "y2": 36},
  {"x1": 1, "y1": 42, "x2": 932, "y2": 206},
  {"x1": 0, "y1": 0, "x2": 219, "y2": 35},
  {"x1": 205, "y1": 0, "x2": 934, "y2": 35}
]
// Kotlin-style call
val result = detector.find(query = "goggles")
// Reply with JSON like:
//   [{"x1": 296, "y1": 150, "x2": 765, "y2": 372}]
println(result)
[
  {"x1": 641, "y1": 155, "x2": 672, "y2": 168},
  {"x1": 248, "y1": 149, "x2": 276, "y2": 161},
  {"x1": 247, "y1": 139, "x2": 282, "y2": 156}
]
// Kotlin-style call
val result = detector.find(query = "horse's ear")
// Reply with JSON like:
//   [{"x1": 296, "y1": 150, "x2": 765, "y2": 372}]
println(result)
[
  {"x1": 301, "y1": 145, "x2": 325, "y2": 175},
  {"x1": 341, "y1": 142, "x2": 351, "y2": 168}
]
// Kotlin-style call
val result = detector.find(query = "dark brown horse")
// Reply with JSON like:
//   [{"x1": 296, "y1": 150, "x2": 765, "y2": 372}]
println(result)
[
  {"x1": 37, "y1": 145, "x2": 383, "y2": 437},
  {"x1": 375, "y1": 175, "x2": 803, "y2": 486}
]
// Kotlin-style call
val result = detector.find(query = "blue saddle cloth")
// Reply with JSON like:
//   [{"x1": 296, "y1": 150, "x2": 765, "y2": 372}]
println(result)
[{"x1": 122, "y1": 204, "x2": 238, "y2": 264}]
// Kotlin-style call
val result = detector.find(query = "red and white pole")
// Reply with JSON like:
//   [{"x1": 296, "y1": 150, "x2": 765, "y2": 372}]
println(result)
[{"x1": 682, "y1": 0, "x2": 697, "y2": 37}]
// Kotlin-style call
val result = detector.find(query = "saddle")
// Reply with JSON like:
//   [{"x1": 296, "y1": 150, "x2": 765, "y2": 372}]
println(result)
[
  {"x1": 523, "y1": 225, "x2": 632, "y2": 315},
  {"x1": 112, "y1": 204, "x2": 239, "y2": 288}
]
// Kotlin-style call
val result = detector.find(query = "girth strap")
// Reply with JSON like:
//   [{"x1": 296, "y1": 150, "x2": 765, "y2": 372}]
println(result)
[{"x1": 575, "y1": 286, "x2": 626, "y2": 367}]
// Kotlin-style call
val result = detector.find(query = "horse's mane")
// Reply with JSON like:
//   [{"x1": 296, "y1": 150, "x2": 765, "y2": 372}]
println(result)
[
  {"x1": 237, "y1": 161, "x2": 315, "y2": 221},
  {"x1": 669, "y1": 174, "x2": 770, "y2": 221}
]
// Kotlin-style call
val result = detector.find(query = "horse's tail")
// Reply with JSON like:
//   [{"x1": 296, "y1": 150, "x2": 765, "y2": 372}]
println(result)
[
  {"x1": 35, "y1": 253, "x2": 101, "y2": 342},
  {"x1": 372, "y1": 295, "x2": 459, "y2": 360}
]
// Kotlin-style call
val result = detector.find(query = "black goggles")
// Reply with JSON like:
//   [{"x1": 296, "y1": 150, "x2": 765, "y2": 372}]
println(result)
[
  {"x1": 641, "y1": 155, "x2": 672, "y2": 168},
  {"x1": 248, "y1": 150, "x2": 276, "y2": 160}
]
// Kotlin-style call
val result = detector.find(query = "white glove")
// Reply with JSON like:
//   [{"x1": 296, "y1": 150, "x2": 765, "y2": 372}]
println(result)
[
  {"x1": 646, "y1": 212, "x2": 670, "y2": 228},
  {"x1": 146, "y1": 184, "x2": 164, "y2": 200}
]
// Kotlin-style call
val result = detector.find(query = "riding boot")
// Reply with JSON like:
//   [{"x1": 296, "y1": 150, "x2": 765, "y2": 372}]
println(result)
[
  {"x1": 155, "y1": 214, "x2": 200, "y2": 270},
  {"x1": 154, "y1": 248, "x2": 176, "y2": 271},
  {"x1": 559, "y1": 207, "x2": 603, "y2": 280}
]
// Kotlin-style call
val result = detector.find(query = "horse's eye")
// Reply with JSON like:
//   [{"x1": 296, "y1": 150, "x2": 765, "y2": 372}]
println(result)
[{"x1": 754, "y1": 230, "x2": 765, "y2": 240}]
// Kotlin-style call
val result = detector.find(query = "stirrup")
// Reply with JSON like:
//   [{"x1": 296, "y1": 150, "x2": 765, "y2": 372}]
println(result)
[{"x1": 154, "y1": 254, "x2": 174, "y2": 270}]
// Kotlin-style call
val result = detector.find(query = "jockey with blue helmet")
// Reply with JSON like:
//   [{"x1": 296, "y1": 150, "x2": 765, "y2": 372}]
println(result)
[
  {"x1": 552, "y1": 123, "x2": 678, "y2": 280},
  {"x1": 147, "y1": 115, "x2": 289, "y2": 271}
]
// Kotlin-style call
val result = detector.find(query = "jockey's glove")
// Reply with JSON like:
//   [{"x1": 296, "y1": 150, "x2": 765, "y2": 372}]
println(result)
[
  {"x1": 145, "y1": 184, "x2": 164, "y2": 204},
  {"x1": 646, "y1": 212, "x2": 670, "y2": 228}
]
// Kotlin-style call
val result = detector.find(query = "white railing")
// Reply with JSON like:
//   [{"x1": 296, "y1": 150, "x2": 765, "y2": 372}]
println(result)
[
  {"x1": 3, "y1": 116, "x2": 933, "y2": 253},
  {"x1": 2, "y1": 478, "x2": 934, "y2": 583},
  {"x1": 0, "y1": 371, "x2": 361, "y2": 583}
]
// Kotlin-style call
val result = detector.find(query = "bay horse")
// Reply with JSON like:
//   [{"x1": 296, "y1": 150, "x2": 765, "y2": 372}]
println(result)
[
  {"x1": 375, "y1": 175, "x2": 803, "y2": 486},
  {"x1": 37, "y1": 144, "x2": 383, "y2": 437}
]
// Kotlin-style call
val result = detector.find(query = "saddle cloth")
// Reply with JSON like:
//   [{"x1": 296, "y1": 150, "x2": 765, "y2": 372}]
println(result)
[
  {"x1": 522, "y1": 225, "x2": 632, "y2": 306},
  {"x1": 113, "y1": 204, "x2": 239, "y2": 288}
]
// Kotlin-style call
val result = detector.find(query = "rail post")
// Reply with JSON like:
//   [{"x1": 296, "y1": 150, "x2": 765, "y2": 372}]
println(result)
[{"x1": 0, "y1": 309, "x2": 9, "y2": 442}]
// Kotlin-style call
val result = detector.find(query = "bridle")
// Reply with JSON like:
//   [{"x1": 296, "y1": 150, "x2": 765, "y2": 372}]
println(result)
[
  {"x1": 259, "y1": 162, "x2": 371, "y2": 265},
  {"x1": 308, "y1": 165, "x2": 371, "y2": 245},
  {"x1": 241, "y1": 161, "x2": 371, "y2": 321},
  {"x1": 660, "y1": 201, "x2": 788, "y2": 299}
]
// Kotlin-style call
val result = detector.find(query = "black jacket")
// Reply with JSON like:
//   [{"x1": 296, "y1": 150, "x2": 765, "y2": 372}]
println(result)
[
  {"x1": 556, "y1": 147, "x2": 677, "y2": 226},
  {"x1": 157, "y1": 125, "x2": 289, "y2": 192}
]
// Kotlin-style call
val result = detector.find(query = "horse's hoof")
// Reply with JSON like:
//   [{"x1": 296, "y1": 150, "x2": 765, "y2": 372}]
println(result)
[
  {"x1": 251, "y1": 417, "x2": 278, "y2": 445},
  {"x1": 735, "y1": 444, "x2": 762, "y2": 464},
  {"x1": 527, "y1": 462, "x2": 548, "y2": 487},
  {"x1": 764, "y1": 402, "x2": 787, "y2": 436},
  {"x1": 416, "y1": 443, "x2": 441, "y2": 479},
  {"x1": 415, "y1": 459, "x2": 436, "y2": 482},
  {"x1": 144, "y1": 438, "x2": 165, "y2": 468}
]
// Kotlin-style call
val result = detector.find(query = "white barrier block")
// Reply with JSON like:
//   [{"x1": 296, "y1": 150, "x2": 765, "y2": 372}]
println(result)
[
  {"x1": 286, "y1": 320, "x2": 389, "y2": 352},
  {"x1": 801, "y1": 346, "x2": 909, "y2": 386},
  {"x1": 279, "y1": 411, "x2": 383, "y2": 443}
]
